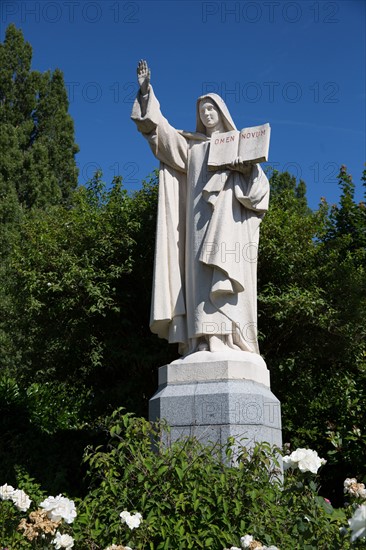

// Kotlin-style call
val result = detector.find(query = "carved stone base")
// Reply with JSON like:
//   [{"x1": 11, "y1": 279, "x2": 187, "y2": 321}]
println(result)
[{"x1": 149, "y1": 354, "x2": 282, "y2": 454}]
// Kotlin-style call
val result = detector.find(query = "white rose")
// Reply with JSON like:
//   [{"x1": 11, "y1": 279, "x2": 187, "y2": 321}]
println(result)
[
  {"x1": 344, "y1": 480, "x2": 366, "y2": 499},
  {"x1": 282, "y1": 456, "x2": 296, "y2": 470},
  {"x1": 297, "y1": 450, "x2": 324, "y2": 474},
  {"x1": 359, "y1": 485, "x2": 366, "y2": 499},
  {"x1": 126, "y1": 512, "x2": 142, "y2": 529},
  {"x1": 40, "y1": 495, "x2": 77, "y2": 524},
  {"x1": 11, "y1": 489, "x2": 32, "y2": 512},
  {"x1": 120, "y1": 510, "x2": 142, "y2": 529},
  {"x1": 349, "y1": 504, "x2": 366, "y2": 542},
  {"x1": 0, "y1": 483, "x2": 15, "y2": 501},
  {"x1": 104, "y1": 545, "x2": 133, "y2": 550},
  {"x1": 240, "y1": 534, "x2": 254, "y2": 547},
  {"x1": 344, "y1": 478, "x2": 357, "y2": 488},
  {"x1": 52, "y1": 531, "x2": 74, "y2": 549},
  {"x1": 284, "y1": 448, "x2": 326, "y2": 474}
]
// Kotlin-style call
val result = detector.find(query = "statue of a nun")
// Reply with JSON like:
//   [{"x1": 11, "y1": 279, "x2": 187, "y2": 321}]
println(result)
[{"x1": 131, "y1": 60, "x2": 270, "y2": 357}]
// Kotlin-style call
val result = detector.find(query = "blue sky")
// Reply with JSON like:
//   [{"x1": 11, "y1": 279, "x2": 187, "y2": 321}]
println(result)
[{"x1": 1, "y1": 0, "x2": 365, "y2": 208}]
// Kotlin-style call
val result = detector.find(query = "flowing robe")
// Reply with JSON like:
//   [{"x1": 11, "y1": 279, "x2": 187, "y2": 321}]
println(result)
[{"x1": 131, "y1": 88, "x2": 270, "y2": 356}]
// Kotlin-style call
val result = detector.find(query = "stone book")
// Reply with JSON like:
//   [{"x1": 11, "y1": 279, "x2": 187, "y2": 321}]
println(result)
[{"x1": 208, "y1": 123, "x2": 270, "y2": 170}]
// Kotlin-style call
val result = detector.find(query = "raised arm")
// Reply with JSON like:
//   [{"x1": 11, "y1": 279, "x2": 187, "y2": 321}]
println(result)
[
  {"x1": 137, "y1": 59, "x2": 151, "y2": 117},
  {"x1": 131, "y1": 60, "x2": 188, "y2": 173}
]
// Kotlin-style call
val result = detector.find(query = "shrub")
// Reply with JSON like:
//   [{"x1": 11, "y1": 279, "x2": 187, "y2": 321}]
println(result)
[
  {"x1": 1, "y1": 410, "x2": 365, "y2": 549},
  {"x1": 72, "y1": 410, "x2": 354, "y2": 549}
]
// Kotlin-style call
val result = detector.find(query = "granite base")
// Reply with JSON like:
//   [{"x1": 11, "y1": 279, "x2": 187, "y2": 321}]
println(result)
[{"x1": 149, "y1": 354, "x2": 282, "y2": 454}]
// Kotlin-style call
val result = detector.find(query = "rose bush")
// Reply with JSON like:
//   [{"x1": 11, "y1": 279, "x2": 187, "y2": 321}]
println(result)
[{"x1": 1, "y1": 412, "x2": 365, "y2": 549}]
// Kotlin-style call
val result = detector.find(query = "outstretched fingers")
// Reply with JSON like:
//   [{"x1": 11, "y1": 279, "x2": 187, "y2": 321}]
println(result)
[{"x1": 137, "y1": 59, "x2": 148, "y2": 76}]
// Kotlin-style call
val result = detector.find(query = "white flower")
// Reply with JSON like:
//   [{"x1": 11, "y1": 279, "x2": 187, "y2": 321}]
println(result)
[
  {"x1": 0, "y1": 483, "x2": 15, "y2": 500},
  {"x1": 344, "y1": 477, "x2": 358, "y2": 487},
  {"x1": 120, "y1": 510, "x2": 142, "y2": 529},
  {"x1": 283, "y1": 448, "x2": 326, "y2": 474},
  {"x1": 0, "y1": 485, "x2": 31, "y2": 511},
  {"x1": 11, "y1": 489, "x2": 32, "y2": 512},
  {"x1": 52, "y1": 531, "x2": 74, "y2": 549},
  {"x1": 240, "y1": 534, "x2": 254, "y2": 547},
  {"x1": 344, "y1": 478, "x2": 366, "y2": 499},
  {"x1": 40, "y1": 495, "x2": 77, "y2": 524},
  {"x1": 104, "y1": 546, "x2": 133, "y2": 550},
  {"x1": 282, "y1": 456, "x2": 296, "y2": 470},
  {"x1": 348, "y1": 504, "x2": 366, "y2": 542}
]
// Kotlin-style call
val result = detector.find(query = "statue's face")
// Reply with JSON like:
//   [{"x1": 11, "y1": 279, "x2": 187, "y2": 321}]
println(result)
[{"x1": 199, "y1": 99, "x2": 221, "y2": 130}]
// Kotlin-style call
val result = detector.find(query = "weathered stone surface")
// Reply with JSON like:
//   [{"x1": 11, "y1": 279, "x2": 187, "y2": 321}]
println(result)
[
  {"x1": 161, "y1": 350, "x2": 270, "y2": 387},
  {"x1": 149, "y1": 358, "x2": 282, "y2": 452}
]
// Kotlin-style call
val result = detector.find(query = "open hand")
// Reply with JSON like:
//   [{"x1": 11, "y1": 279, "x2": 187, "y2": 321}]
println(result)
[{"x1": 137, "y1": 59, "x2": 151, "y2": 96}]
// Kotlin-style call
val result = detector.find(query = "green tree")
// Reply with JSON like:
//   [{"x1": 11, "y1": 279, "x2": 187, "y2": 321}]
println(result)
[
  {"x1": 313, "y1": 166, "x2": 366, "y2": 491},
  {"x1": 259, "y1": 167, "x2": 366, "y2": 503},
  {"x1": 1, "y1": 171, "x2": 170, "y2": 413},
  {"x1": 0, "y1": 172, "x2": 169, "y2": 494},
  {"x1": 0, "y1": 24, "x2": 78, "y2": 210}
]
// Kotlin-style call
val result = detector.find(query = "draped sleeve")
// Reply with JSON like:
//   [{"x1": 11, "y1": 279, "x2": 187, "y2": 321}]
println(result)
[
  {"x1": 234, "y1": 164, "x2": 270, "y2": 215},
  {"x1": 131, "y1": 85, "x2": 188, "y2": 173}
]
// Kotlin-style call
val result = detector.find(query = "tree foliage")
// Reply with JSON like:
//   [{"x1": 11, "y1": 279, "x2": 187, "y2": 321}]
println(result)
[
  {"x1": 0, "y1": 24, "x2": 78, "y2": 212},
  {"x1": 259, "y1": 167, "x2": 366, "y2": 502},
  {"x1": 0, "y1": 171, "x2": 171, "y2": 414},
  {"x1": 0, "y1": 171, "x2": 170, "y2": 494},
  {"x1": 1, "y1": 165, "x2": 365, "y2": 502}
]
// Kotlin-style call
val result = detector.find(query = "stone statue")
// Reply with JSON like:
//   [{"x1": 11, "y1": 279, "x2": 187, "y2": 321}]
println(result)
[{"x1": 131, "y1": 60, "x2": 270, "y2": 357}]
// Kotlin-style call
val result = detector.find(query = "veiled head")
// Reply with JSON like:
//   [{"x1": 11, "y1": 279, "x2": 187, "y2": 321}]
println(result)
[{"x1": 196, "y1": 93, "x2": 237, "y2": 135}]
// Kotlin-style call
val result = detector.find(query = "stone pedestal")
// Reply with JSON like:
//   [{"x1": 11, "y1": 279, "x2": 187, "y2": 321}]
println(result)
[{"x1": 149, "y1": 351, "x2": 282, "y2": 453}]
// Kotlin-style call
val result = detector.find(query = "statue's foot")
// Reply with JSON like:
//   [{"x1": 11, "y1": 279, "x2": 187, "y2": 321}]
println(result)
[
  {"x1": 208, "y1": 334, "x2": 227, "y2": 351},
  {"x1": 226, "y1": 332, "x2": 242, "y2": 351}
]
